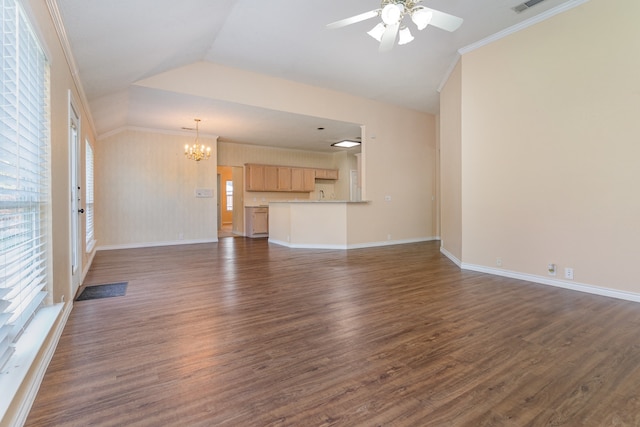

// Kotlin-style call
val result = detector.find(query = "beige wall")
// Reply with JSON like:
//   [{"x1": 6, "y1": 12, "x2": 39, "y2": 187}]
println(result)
[
  {"x1": 96, "y1": 129, "x2": 217, "y2": 247},
  {"x1": 137, "y1": 62, "x2": 438, "y2": 245},
  {"x1": 439, "y1": 61, "x2": 463, "y2": 262},
  {"x1": 333, "y1": 151, "x2": 359, "y2": 201},
  {"x1": 441, "y1": 0, "x2": 640, "y2": 294}
]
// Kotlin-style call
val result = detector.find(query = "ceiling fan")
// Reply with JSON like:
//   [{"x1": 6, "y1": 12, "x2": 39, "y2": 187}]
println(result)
[{"x1": 327, "y1": 0, "x2": 463, "y2": 52}]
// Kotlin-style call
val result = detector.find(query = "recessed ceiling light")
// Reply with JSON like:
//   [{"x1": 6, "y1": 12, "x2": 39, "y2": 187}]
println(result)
[{"x1": 331, "y1": 140, "x2": 361, "y2": 148}]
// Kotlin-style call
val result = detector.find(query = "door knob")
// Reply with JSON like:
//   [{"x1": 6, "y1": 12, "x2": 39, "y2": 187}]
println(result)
[{"x1": 78, "y1": 208, "x2": 85, "y2": 213}]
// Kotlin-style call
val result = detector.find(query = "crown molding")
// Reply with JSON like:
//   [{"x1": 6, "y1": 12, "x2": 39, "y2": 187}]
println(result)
[
  {"x1": 438, "y1": 0, "x2": 590, "y2": 93},
  {"x1": 45, "y1": 0, "x2": 97, "y2": 138},
  {"x1": 459, "y1": 0, "x2": 590, "y2": 55}
]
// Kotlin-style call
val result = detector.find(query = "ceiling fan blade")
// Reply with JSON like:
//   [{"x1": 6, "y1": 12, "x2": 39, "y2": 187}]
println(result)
[
  {"x1": 379, "y1": 22, "x2": 399, "y2": 52},
  {"x1": 423, "y1": 7, "x2": 464, "y2": 32},
  {"x1": 326, "y1": 10, "x2": 379, "y2": 29}
]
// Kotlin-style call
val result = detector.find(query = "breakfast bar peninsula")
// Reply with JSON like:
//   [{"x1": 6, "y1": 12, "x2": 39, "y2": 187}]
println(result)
[{"x1": 268, "y1": 200, "x2": 370, "y2": 249}]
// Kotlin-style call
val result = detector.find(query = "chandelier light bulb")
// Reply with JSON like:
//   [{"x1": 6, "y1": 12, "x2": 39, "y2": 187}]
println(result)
[{"x1": 411, "y1": 7, "x2": 433, "y2": 31}]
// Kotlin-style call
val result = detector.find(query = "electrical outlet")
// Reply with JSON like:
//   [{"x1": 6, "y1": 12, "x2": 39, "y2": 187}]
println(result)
[
  {"x1": 496, "y1": 257, "x2": 502, "y2": 267},
  {"x1": 564, "y1": 267, "x2": 574, "y2": 280},
  {"x1": 547, "y1": 263, "x2": 556, "y2": 276}
]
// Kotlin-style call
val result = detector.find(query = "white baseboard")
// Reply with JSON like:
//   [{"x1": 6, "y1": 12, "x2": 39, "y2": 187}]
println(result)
[
  {"x1": 81, "y1": 247, "x2": 96, "y2": 283},
  {"x1": 439, "y1": 246, "x2": 462, "y2": 267},
  {"x1": 268, "y1": 237, "x2": 438, "y2": 250},
  {"x1": 461, "y1": 263, "x2": 640, "y2": 303},
  {"x1": 97, "y1": 238, "x2": 218, "y2": 251},
  {"x1": 268, "y1": 238, "x2": 346, "y2": 249},
  {"x1": 348, "y1": 237, "x2": 438, "y2": 249}
]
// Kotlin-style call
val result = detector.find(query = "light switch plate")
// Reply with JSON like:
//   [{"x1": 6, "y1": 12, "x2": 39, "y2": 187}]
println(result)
[{"x1": 195, "y1": 188, "x2": 213, "y2": 198}]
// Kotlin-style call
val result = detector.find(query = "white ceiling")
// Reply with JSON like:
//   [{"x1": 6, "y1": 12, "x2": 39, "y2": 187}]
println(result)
[{"x1": 55, "y1": 0, "x2": 579, "y2": 152}]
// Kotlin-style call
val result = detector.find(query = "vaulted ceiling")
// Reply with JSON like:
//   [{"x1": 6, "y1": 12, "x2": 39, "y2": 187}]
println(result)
[{"x1": 55, "y1": 0, "x2": 581, "y2": 151}]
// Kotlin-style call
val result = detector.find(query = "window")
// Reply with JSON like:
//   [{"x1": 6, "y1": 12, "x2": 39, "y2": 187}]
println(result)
[
  {"x1": 225, "y1": 180, "x2": 233, "y2": 211},
  {"x1": 85, "y1": 140, "x2": 94, "y2": 248},
  {"x1": 0, "y1": 0, "x2": 51, "y2": 371}
]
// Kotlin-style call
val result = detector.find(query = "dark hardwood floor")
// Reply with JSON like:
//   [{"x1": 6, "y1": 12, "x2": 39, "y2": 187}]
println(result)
[{"x1": 25, "y1": 238, "x2": 640, "y2": 426}]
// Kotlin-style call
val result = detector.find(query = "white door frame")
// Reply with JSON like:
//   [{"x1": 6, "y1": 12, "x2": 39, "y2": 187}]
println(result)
[{"x1": 69, "y1": 93, "x2": 82, "y2": 292}]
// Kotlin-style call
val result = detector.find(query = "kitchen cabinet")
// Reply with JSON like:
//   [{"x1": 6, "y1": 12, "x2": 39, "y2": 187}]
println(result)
[
  {"x1": 245, "y1": 164, "x2": 338, "y2": 192},
  {"x1": 245, "y1": 206, "x2": 269, "y2": 237},
  {"x1": 246, "y1": 164, "x2": 266, "y2": 191},
  {"x1": 264, "y1": 166, "x2": 278, "y2": 190},
  {"x1": 277, "y1": 167, "x2": 292, "y2": 190},
  {"x1": 315, "y1": 168, "x2": 339, "y2": 180},
  {"x1": 291, "y1": 168, "x2": 315, "y2": 192},
  {"x1": 245, "y1": 164, "x2": 278, "y2": 191}
]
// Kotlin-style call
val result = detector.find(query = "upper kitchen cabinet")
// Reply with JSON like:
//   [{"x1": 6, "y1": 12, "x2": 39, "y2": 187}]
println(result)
[
  {"x1": 291, "y1": 168, "x2": 315, "y2": 192},
  {"x1": 277, "y1": 167, "x2": 292, "y2": 191},
  {"x1": 315, "y1": 168, "x2": 339, "y2": 180},
  {"x1": 245, "y1": 164, "x2": 338, "y2": 192},
  {"x1": 246, "y1": 164, "x2": 266, "y2": 191}
]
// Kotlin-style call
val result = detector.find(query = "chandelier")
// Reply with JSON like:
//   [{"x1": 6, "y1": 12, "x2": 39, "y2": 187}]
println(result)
[{"x1": 184, "y1": 119, "x2": 211, "y2": 161}]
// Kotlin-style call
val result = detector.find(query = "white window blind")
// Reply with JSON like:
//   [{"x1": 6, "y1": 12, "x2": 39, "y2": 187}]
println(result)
[
  {"x1": 85, "y1": 140, "x2": 94, "y2": 247},
  {"x1": 0, "y1": 0, "x2": 50, "y2": 371}
]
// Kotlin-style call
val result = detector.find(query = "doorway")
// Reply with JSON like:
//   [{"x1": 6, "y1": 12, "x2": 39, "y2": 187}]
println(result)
[
  {"x1": 217, "y1": 166, "x2": 234, "y2": 237},
  {"x1": 217, "y1": 166, "x2": 244, "y2": 238}
]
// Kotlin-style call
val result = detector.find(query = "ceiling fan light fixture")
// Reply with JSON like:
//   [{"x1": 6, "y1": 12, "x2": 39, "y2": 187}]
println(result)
[
  {"x1": 327, "y1": 1, "x2": 463, "y2": 51},
  {"x1": 411, "y1": 7, "x2": 433, "y2": 30},
  {"x1": 381, "y1": 3, "x2": 403, "y2": 25},
  {"x1": 398, "y1": 27, "x2": 414, "y2": 45},
  {"x1": 367, "y1": 22, "x2": 385, "y2": 42}
]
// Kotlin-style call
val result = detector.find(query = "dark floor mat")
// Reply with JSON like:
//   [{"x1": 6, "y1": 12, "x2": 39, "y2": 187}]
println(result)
[{"x1": 76, "y1": 282, "x2": 128, "y2": 301}]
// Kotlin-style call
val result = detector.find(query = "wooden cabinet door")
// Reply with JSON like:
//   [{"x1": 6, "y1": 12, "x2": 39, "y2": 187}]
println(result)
[
  {"x1": 315, "y1": 168, "x2": 339, "y2": 180},
  {"x1": 264, "y1": 166, "x2": 278, "y2": 191},
  {"x1": 252, "y1": 210, "x2": 269, "y2": 234},
  {"x1": 303, "y1": 168, "x2": 315, "y2": 191},
  {"x1": 246, "y1": 164, "x2": 265, "y2": 191},
  {"x1": 291, "y1": 168, "x2": 302, "y2": 191},
  {"x1": 292, "y1": 168, "x2": 316, "y2": 192},
  {"x1": 291, "y1": 168, "x2": 304, "y2": 191},
  {"x1": 277, "y1": 167, "x2": 292, "y2": 191},
  {"x1": 325, "y1": 169, "x2": 339, "y2": 180}
]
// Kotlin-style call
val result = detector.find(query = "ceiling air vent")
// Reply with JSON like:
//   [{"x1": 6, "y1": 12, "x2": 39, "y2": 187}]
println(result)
[{"x1": 513, "y1": 0, "x2": 546, "y2": 13}]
